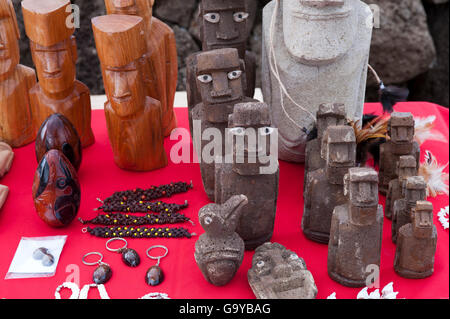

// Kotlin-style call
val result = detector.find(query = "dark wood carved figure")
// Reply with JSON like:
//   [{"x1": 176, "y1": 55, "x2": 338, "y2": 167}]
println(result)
[
  {"x1": 385, "y1": 155, "x2": 417, "y2": 220},
  {"x1": 0, "y1": 0, "x2": 36, "y2": 148},
  {"x1": 392, "y1": 176, "x2": 427, "y2": 244},
  {"x1": 195, "y1": 195, "x2": 248, "y2": 286},
  {"x1": 22, "y1": 0, "x2": 95, "y2": 148},
  {"x1": 302, "y1": 125, "x2": 356, "y2": 244},
  {"x1": 248, "y1": 242, "x2": 318, "y2": 299},
  {"x1": 35, "y1": 113, "x2": 82, "y2": 171},
  {"x1": 379, "y1": 112, "x2": 420, "y2": 195},
  {"x1": 104, "y1": 0, "x2": 178, "y2": 137},
  {"x1": 328, "y1": 168, "x2": 383, "y2": 287},
  {"x1": 92, "y1": 14, "x2": 167, "y2": 172},
  {"x1": 395, "y1": 201, "x2": 437, "y2": 279},
  {"x1": 192, "y1": 48, "x2": 255, "y2": 200},
  {"x1": 32, "y1": 149, "x2": 81, "y2": 227},
  {"x1": 215, "y1": 102, "x2": 279, "y2": 250},
  {"x1": 0, "y1": 141, "x2": 13, "y2": 178},
  {"x1": 186, "y1": 0, "x2": 256, "y2": 134}
]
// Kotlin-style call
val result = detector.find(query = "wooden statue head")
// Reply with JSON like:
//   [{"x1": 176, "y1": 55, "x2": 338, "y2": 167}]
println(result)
[
  {"x1": 92, "y1": 14, "x2": 148, "y2": 117},
  {"x1": 22, "y1": 0, "x2": 77, "y2": 95},
  {"x1": 104, "y1": 0, "x2": 154, "y2": 24},
  {"x1": 0, "y1": 0, "x2": 20, "y2": 78},
  {"x1": 200, "y1": 0, "x2": 249, "y2": 58}
]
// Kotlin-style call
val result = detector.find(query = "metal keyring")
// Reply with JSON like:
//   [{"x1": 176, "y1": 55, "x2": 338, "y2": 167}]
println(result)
[
  {"x1": 105, "y1": 237, "x2": 128, "y2": 252},
  {"x1": 146, "y1": 245, "x2": 168, "y2": 266},
  {"x1": 82, "y1": 252, "x2": 103, "y2": 266}
]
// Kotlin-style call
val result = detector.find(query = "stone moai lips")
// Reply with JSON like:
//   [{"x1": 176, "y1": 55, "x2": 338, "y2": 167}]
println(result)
[
  {"x1": 389, "y1": 112, "x2": 415, "y2": 144},
  {"x1": 248, "y1": 242, "x2": 318, "y2": 299},
  {"x1": 0, "y1": 142, "x2": 14, "y2": 178}
]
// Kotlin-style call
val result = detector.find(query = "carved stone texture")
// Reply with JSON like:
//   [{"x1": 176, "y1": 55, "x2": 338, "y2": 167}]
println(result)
[
  {"x1": 328, "y1": 167, "x2": 383, "y2": 288},
  {"x1": 392, "y1": 176, "x2": 427, "y2": 244},
  {"x1": 192, "y1": 48, "x2": 255, "y2": 200},
  {"x1": 262, "y1": 0, "x2": 372, "y2": 163},
  {"x1": 0, "y1": 0, "x2": 36, "y2": 148},
  {"x1": 379, "y1": 112, "x2": 420, "y2": 195},
  {"x1": 302, "y1": 125, "x2": 356, "y2": 244},
  {"x1": 304, "y1": 103, "x2": 347, "y2": 192},
  {"x1": 104, "y1": 0, "x2": 178, "y2": 137},
  {"x1": 21, "y1": 0, "x2": 94, "y2": 148},
  {"x1": 394, "y1": 200, "x2": 437, "y2": 279},
  {"x1": 186, "y1": 0, "x2": 256, "y2": 131},
  {"x1": 35, "y1": 113, "x2": 82, "y2": 171},
  {"x1": 215, "y1": 102, "x2": 279, "y2": 250},
  {"x1": 0, "y1": 183, "x2": 8, "y2": 210},
  {"x1": 0, "y1": 141, "x2": 14, "y2": 178},
  {"x1": 32, "y1": 149, "x2": 81, "y2": 227},
  {"x1": 248, "y1": 242, "x2": 318, "y2": 299},
  {"x1": 385, "y1": 155, "x2": 418, "y2": 220},
  {"x1": 92, "y1": 14, "x2": 167, "y2": 172},
  {"x1": 195, "y1": 195, "x2": 248, "y2": 286}
]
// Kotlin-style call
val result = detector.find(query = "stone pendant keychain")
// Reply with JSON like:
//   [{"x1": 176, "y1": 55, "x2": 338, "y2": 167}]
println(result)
[
  {"x1": 145, "y1": 245, "x2": 168, "y2": 286},
  {"x1": 106, "y1": 237, "x2": 141, "y2": 267},
  {"x1": 82, "y1": 252, "x2": 112, "y2": 285}
]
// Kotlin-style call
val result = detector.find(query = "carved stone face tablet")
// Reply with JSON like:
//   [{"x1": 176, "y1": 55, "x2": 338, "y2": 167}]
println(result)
[
  {"x1": 345, "y1": 167, "x2": 379, "y2": 208},
  {"x1": 398, "y1": 155, "x2": 417, "y2": 181},
  {"x1": 0, "y1": 0, "x2": 20, "y2": 77},
  {"x1": 389, "y1": 112, "x2": 415, "y2": 145},
  {"x1": 248, "y1": 242, "x2": 317, "y2": 299},
  {"x1": 412, "y1": 201, "x2": 434, "y2": 238},
  {"x1": 404, "y1": 176, "x2": 427, "y2": 206},
  {"x1": 322, "y1": 126, "x2": 356, "y2": 168}
]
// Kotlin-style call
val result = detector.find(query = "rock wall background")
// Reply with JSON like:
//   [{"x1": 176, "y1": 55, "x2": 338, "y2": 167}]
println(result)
[{"x1": 12, "y1": 0, "x2": 449, "y2": 107}]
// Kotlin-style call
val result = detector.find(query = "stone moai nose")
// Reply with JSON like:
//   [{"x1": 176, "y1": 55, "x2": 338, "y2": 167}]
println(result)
[{"x1": 216, "y1": 13, "x2": 239, "y2": 40}]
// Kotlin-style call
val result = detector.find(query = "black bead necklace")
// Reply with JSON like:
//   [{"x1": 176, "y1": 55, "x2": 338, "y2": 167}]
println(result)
[
  {"x1": 96, "y1": 200, "x2": 189, "y2": 214},
  {"x1": 83, "y1": 226, "x2": 196, "y2": 239},
  {"x1": 79, "y1": 211, "x2": 193, "y2": 226}
]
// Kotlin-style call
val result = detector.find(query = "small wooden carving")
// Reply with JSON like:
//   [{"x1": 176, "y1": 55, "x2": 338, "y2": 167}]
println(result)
[
  {"x1": 302, "y1": 125, "x2": 356, "y2": 244},
  {"x1": 92, "y1": 14, "x2": 167, "y2": 172},
  {"x1": 22, "y1": 0, "x2": 95, "y2": 148},
  {"x1": 32, "y1": 149, "x2": 81, "y2": 227},
  {"x1": 0, "y1": 184, "x2": 8, "y2": 210},
  {"x1": 35, "y1": 113, "x2": 82, "y2": 171},
  {"x1": 379, "y1": 112, "x2": 420, "y2": 195},
  {"x1": 392, "y1": 176, "x2": 427, "y2": 244},
  {"x1": 104, "y1": 0, "x2": 178, "y2": 137},
  {"x1": 395, "y1": 200, "x2": 437, "y2": 279},
  {"x1": 328, "y1": 168, "x2": 383, "y2": 287},
  {"x1": 0, "y1": 0, "x2": 36, "y2": 148},
  {"x1": 0, "y1": 141, "x2": 14, "y2": 178},
  {"x1": 195, "y1": 195, "x2": 248, "y2": 286},
  {"x1": 385, "y1": 155, "x2": 417, "y2": 220},
  {"x1": 186, "y1": 0, "x2": 256, "y2": 134}
]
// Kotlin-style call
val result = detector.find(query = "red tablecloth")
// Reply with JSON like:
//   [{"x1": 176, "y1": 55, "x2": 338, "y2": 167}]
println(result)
[{"x1": 0, "y1": 102, "x2": 448, "y2": 299}]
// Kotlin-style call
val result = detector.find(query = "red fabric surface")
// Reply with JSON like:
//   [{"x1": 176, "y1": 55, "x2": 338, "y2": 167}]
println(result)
[{"x1": 0, "y1": 102, "x2": 448, "y2": 299}]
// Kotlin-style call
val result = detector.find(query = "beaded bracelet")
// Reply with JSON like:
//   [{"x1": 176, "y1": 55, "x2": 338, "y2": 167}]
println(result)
[
  {"x1": 79, "y1": 212, "x2": 193, "y2": 226},
  {"x1": 96, "y1": 200, "x2": 189, "y2": 214},
  {"x1": 83, "y1": 226, "x2": 196, "y2": 239}
]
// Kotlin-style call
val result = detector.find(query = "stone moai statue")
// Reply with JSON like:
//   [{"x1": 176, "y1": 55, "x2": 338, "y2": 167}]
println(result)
[
  {"x1": 379, "y1": 112, "x2": 420, "y2": 195},
  {"x1": 192, "y1": 48, "x2": 255, "y2": 201},
  {"x1": 0, "y1": 0, "x2": 37, "y2": 148},
  {"x1": 385, "y1": 155, "x2": 418, "y2": 220},
  {"x1": 248, "y1": 242, "x2": 318, "y2": 299},
  {"x1": 395, "y1": 201, "x2": 437, "y2": 279},
  {"x1": 186, "y1": 0, "x2": 256, "y2": 134},
  {"x1": 215, "y1": 102, "x2": 279, "y2": 250},
  {"x1": 195, "y1": 195, "x2": 248, "y2": 286},
  {"x1": 104, "y1": 0, "x2": 178, "y2": 137},
  {"x1": 392, "y1": 176, "x2": 427, "y2": 244},
  {"x1": 302, "y1": 125, "x2": 356, "y2": 244},
  {"x1": 22, "y1": 0, "x2": 95, "y2": 148},
  {"x1": 328, "y1": 168, "x2": 383, "y2": 287},
  {"x1": 304, "y1": 103, "x2": 347, "y2": 190},
  {"x1": 92, "y1": 14, "x2": 167, "y2": 171},
  {"x1": 262, "y1": 0, "x2": 373, "y2": 163}
]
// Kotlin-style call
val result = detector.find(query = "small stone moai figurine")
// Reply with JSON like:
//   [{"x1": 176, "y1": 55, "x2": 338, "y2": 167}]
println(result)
[
  {"x1": 0, "y1": 0, "x2": 37, "y2": 148},
  {"x1": 92, "y1": 14, "x2": 167, "y2": 172},
  {"x1": 385, "y1": 155, "x2": 418, "y2": 220},
  {"x1": 0, "y1": 141, "x2": 14, "y2": 178},
  {"x1": 328, "y1": 168, "x2": 383, "y2": 288},
  {"x1": 192, "y1": 48, "x2": 255, "y2": 200},
  {"x1": 379, "y1": 112, "x2": 420, "y2": 195},
  {"x1": 262, "y1": 0, "x2": 373, "y2": 163},
  {"x1": 395, "y1": 201, "x2": 437, "y2": 279},
  {"x1": 104, "y1": 0, "x2": 178, "y2": 137},
  {"x1": 302, "y1": 125, "x2": 356, "y2": 244},
  {"x1": 187, "y1": 0, "x2": 256, "y2": 134},
  {"x1": 392, "y1": 176, "x2": 427, "y2": 244},
  {"x1": 195, "y1": 195, "x2": 248, "y2": 286},
  {"x1": 304, "y1": 103, "x2": 347, "y2": 190},
  {"x1": 22, "y1": 0, "x2": 95, "y2": 148},
  {"x1": 215, "y1": 102, "x2": 279, "y2": 250},
  {"x1": 0, "y1": 184, "x2": 8, "y2": 210},
  {"x1": 248, "y1": 242, "x2": 318, "y2": 299}
]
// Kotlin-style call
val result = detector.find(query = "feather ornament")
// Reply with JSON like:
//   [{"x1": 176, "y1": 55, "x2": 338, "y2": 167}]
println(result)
[
  {"x1": 414, "y1": 116, "x2": 447, "y2": 145},
  {"x1": 419, "y1": 151, "x2": 449, "y2": 197}
]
